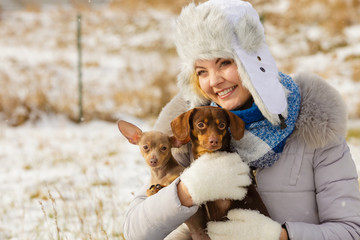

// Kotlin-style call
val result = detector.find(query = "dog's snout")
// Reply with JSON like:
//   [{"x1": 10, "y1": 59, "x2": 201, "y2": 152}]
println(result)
[
  {"x1": 150, "y1": 158, "x2": 158, "y2": 166},
  {"x1": 209, "y1": 136, "x2": 219, "y2": 146}
]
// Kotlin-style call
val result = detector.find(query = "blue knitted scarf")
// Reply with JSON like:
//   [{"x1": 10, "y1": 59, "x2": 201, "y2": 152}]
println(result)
[{"x1": 212, "y1": 73, "x2": 301, "y2": 168}]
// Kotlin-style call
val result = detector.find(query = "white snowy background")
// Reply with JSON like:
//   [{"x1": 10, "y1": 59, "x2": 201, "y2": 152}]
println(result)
[{"x1": 0, "y1": 0, "x2": 359, "y2": 239}]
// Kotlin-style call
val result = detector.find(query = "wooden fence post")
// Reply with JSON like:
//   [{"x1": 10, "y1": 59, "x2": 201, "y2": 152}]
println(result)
[{"x1": 77, "y1": 13, "x2": 83, "y2": 123}]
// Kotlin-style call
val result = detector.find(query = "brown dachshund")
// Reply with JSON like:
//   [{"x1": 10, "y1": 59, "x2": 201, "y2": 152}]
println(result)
[
  {"x1": 171, "y1": 106, "x2": 269, "y2": 238},
  {"x1": 118, "y1": 120, "x2": 185, "y2": 196}
]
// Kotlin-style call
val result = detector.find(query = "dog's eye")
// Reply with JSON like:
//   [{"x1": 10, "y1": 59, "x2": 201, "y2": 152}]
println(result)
[
  {"x1": 143, "y1": 145, "x2": 149, "y2": 152},
  {"x1": 197, "y1": 122, "x2": 205, "y2": 129},
  {"x1": 160, "y1": 146, "x2": 167, "y2": 152},
  {"x1": 218, "y1": 123, "x2": 226, "y2": 130}
]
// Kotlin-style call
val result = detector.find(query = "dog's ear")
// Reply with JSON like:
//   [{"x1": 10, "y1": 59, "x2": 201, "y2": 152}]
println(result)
[
  {"x1": 169, "y1": 136, "x2": 186, "y2": 148},
  {"x1": 225, "y1": 110, "x2": 245, "y2": 140},
  {"x1": 170, "y1": 109, "x2": 194, "y2": 144},
  {"x1": 117, "y1": 120, "x2": 143, "y2": 145}
]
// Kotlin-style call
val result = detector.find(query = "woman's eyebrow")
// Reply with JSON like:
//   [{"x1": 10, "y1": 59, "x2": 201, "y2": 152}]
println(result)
[
  {"x1": 195, "y1": 58, "x2": 222, "y2": 69},
  {"x1": 195, "y1": 65, "x2": 205, "y2": 69}
]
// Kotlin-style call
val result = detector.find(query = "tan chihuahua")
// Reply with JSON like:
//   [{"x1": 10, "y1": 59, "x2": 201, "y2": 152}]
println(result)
[{"x1": 117, "y1": 120, "x2": 185, "y2": 196}]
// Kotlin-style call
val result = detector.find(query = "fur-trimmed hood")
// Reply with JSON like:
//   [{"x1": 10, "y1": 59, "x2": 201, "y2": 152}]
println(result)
[{"x1": 292, "y1": 72, "x2": 347, "y2": 148}]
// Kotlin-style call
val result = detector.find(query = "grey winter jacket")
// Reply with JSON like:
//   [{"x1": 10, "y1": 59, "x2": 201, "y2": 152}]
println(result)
[{"x1": 123, "y1": 73, "x2": 360, "y2": 240}]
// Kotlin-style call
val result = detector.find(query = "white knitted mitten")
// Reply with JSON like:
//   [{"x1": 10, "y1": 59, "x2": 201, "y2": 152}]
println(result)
[
  {"x1": 180, "y1": 152, "x2": 251, "y2": 205},
  {"x1": 207, "y1": 209, "x2": 282, "y2": 240}
]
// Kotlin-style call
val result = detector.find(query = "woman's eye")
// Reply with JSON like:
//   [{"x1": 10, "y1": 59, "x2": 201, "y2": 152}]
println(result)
[
  {"x1": 220, "y1": 60, "x2": 232, "y2": 67},
  {"x1": 196, "y1": 70, "x2": 206, "y2": 76},
  {"x1": 197, "y1": 122, "x2": 205, "y2": 129},
  {"x1": 218, "y1": 123, "x2": 226, "y2": 130}
]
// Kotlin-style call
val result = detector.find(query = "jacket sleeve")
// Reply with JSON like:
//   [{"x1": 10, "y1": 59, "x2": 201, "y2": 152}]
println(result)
[
  {"x1": 286, "y1": 138, "x2": 360, "y2": 240},
  {"x1": 123, "y1": 178, "x2": 198, "y2": 240}
]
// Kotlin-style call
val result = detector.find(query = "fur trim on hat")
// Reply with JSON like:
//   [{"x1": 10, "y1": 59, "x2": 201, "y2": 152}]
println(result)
[
  {"x1": 293, "y1": 72, "x2": 347, "y2": 148},
  {"x1": 236, "y1": 14, "x2": 265, "y2": 53}
]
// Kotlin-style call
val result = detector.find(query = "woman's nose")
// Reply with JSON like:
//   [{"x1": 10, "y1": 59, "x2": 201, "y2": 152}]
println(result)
[{"x1": 209, "y1": 71, "x2": 223, "y2": 87}]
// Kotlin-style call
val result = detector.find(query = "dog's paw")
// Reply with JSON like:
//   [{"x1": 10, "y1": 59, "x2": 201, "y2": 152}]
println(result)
[{"x1": 146, "y1": 184, "x2": 165, "y2": 196}]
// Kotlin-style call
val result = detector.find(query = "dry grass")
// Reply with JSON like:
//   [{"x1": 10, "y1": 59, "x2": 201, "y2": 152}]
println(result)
[
  {"x1": 1, "y1": 0, "x2": 360, "y2": 124},
  {"x1": 260, "y1": 0, "x2": 359, "y2": 56},
  {"x1": 109, "y1": 0, "x2": 206, "y2": 13},
  {"x1": 348, "y1": 128, "x2": 360, "y2": 139},
  {"x1": 36, "y1": 185, "x2": 126, "y2": 240},
  {"x1": 352, "y1": 63, "x2": 360, "y2": 83},
  {"x1": 266, "y1": 0, "x2": 359, "y2": 32},
  {"x1": 0, "y1": 3, "x2": 179, "y2": 125},
  {"x1": 346, "y1": 55, "x2": 360, "y2": 83},
  {"x1": 0, "y1": 123, "x2": 132, "y2": 239},
  {"x1": 355, "y1": 105, "x2": 360, "y2": 120}
]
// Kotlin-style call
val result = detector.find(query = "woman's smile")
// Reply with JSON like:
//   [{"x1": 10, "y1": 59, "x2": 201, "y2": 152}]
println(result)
[{"x1": 216, "y1": 85, "x2": 238, "y2": 98}]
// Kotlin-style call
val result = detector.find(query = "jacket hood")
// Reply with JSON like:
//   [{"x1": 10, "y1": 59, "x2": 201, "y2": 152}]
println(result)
[
  {"x1": 174, "y1": 0, "x2": 287, "y2": 125},
  {"x1": 293, "y1": 72, "x2": 347, "y2": 148}
]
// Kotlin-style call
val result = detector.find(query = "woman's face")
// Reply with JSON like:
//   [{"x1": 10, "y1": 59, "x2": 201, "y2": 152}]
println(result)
[{"x1": 195, "y1": 58, "x2": 251, "y2": 110}]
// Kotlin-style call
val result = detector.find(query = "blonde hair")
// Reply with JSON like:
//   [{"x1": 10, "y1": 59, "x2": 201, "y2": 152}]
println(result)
[{"x1": 190, "y1": 72, "x2": 210, "y2": 100}]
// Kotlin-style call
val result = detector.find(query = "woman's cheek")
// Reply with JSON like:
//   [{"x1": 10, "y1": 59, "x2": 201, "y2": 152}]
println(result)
[{"x1": 199, "y1": 78, "x2": 209, "y2": 93}]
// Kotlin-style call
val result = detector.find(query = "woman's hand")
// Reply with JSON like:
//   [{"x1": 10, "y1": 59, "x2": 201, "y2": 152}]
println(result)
[
  {"x1": 280, "y1": 228, "x2": 289, "y2": 240},
  {"x1": 177, "y1": 180, "x2": 193, "y2": 207},
  {"x1": 179, "y1": 152, "x2": 251, "y2": 205}
]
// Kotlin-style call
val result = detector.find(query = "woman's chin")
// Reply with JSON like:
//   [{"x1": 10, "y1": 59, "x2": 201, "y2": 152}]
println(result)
[{"x1": 217, "y1": 100, "x2": 238, "y2": 111}]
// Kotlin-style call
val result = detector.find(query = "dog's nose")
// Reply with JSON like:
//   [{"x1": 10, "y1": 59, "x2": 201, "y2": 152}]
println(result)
[
  {"x1": 209, "y1": 137, "x2": 219, "y2": 146},
  {"x1": 150, "y1": 158, "x2": 158, "y2": 166}
]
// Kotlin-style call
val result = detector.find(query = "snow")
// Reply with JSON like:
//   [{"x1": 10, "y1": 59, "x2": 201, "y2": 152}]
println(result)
[
  {"x1": 0, "y1": 115, "x2": 359, "y2": 239},
  {"x1": 0, "y1": 116, "x2": 150, "y2": 239},
  {"x1": 344, "y1": 25, "x2": 360, "y2": 43}
]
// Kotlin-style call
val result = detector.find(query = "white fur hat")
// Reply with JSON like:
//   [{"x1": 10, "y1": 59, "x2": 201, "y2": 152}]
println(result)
[{"x1": 174, "y1": 0, "x2": 287, "y2": 125}]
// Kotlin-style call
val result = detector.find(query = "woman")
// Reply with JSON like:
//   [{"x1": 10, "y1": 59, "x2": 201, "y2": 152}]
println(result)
[{"x1": 123, "y1": 0, "x2": 360, "y2": 239}]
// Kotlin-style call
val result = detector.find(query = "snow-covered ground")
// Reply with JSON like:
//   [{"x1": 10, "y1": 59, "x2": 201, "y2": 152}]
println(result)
[
  {"x1": 0, "y1": 116, "x2": 359, "y2": 239},
  {"x1": 0, "y1": 116, "x2": 151, "y2": 239}
]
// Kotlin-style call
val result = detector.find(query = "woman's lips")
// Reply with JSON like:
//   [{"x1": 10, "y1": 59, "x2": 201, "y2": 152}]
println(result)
[{"x1": 216, "y1": 85, "x2": 237, "y2": 99}]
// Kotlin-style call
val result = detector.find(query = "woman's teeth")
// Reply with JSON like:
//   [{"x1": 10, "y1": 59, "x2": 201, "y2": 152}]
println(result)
[{"x1": 217, "y1": 86, "x2": 236, "y2": 97}]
